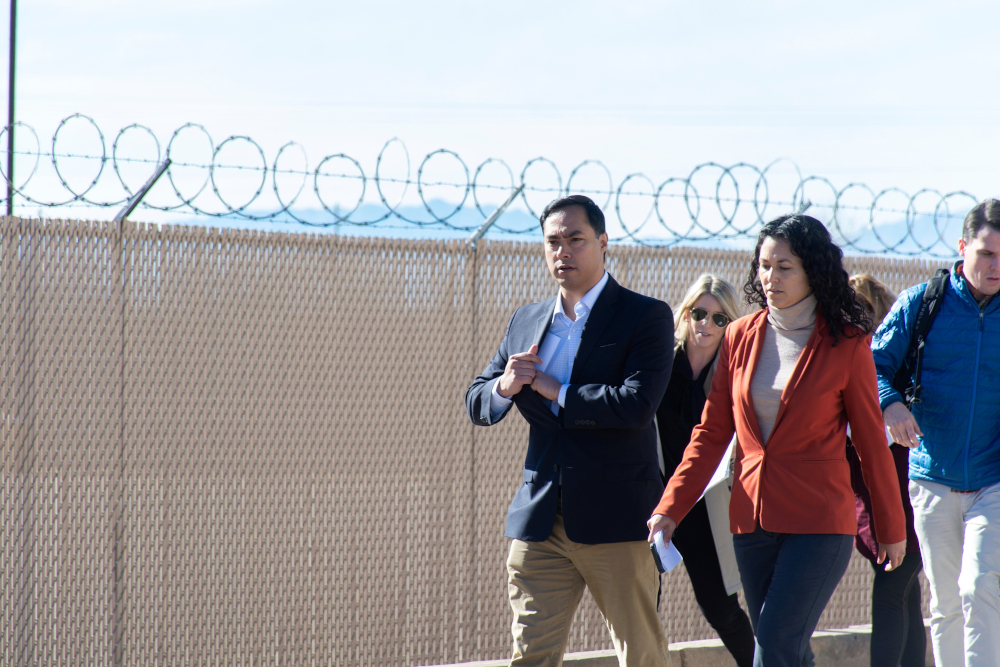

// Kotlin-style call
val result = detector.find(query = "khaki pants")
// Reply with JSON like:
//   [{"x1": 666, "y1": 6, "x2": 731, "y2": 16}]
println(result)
[
  {"x1": 910, "y1": 479, "x2": 1000, "y2": 667},
  {"x1": 506, "y1": 511, "x2": 671, "y2": 667}
]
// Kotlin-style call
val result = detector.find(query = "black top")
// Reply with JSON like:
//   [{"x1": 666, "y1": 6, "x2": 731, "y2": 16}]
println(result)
[{"x1": 656, "y1": 345, "x2": 714, "y2": 482}]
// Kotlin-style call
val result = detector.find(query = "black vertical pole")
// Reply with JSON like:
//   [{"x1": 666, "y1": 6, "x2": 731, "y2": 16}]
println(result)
[
  {"x1": 6, "y1": 0, "x2": 16, "y2": 216},
  {"x1": 7, "y1": 0, "x2": 17, "y2": 215}
]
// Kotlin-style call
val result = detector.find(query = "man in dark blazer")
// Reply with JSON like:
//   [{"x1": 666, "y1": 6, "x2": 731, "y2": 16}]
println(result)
[{"x1": 466, "y1": 195, "x2": 674, "y2": 667}]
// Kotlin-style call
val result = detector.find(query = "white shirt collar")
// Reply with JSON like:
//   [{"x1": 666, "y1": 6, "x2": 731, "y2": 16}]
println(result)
[{"x1": 553, "y1": 271, "x2": 609, "y2": 322}]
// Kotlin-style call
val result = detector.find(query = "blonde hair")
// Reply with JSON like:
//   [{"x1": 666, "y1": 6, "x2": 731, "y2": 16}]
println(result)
[
  {"x1": 674, "y1": 274, "x2": 742, "y2": 349},
  {"x1": 849, "y1": 274, "x2": 896, "y2": 331}
]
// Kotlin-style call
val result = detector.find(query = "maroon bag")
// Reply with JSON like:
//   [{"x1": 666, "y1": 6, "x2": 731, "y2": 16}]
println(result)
[{"x1": 846, "y1": 437, "x2": 920, "y2": 562}]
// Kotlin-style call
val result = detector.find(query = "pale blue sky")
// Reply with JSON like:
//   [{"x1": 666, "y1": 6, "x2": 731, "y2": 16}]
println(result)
[{"x1": 3, "y1": 0, "x2": 998, "y2": 249}]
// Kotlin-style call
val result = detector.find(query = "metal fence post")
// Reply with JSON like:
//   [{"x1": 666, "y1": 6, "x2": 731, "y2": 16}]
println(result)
[
  {"x1": 468, "y1": 185, "x2": 524, "y2": 249},
  {"x1": 5, "y1": 0, "x2": 16, "y2": 217}
]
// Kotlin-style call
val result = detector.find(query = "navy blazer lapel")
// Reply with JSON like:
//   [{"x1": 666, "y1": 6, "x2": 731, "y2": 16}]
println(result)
[
  {"x1": 512, "y1": 295, "x2": 558, "y2": 422},
  {"x1": 531, "y1": 296, "x2": 557, "y2": 349},
  {"x1": 569, "y1": 276, "x2": 621, "y2": 384}
]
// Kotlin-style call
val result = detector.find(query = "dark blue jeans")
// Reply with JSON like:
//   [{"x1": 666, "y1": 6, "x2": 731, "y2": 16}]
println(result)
[
  {"x1": 733, "y1": 527, "x2": 853, "y2": 667},
  {"x1": 870, "y1": 553, "x2": 925, "y2": 667}
]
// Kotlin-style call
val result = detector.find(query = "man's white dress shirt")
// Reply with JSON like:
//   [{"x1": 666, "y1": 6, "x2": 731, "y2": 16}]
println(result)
[{"x1": 490, "y1": 271, "x2": 609, "y2": 420}]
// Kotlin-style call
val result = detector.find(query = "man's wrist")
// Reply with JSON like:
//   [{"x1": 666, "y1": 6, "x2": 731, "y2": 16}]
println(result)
[
  {"x1": 557, "y1": 384, "x2": 569, "y2": 408},
  {"x1": 491, "y1": 379, "x2": 513, "y2": 405},
  {"x1": 882, "y1": 398, "x2": 907, "y2": 415}
]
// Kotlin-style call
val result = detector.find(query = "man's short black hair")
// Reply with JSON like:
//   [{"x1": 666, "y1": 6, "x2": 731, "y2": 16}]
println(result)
[
  {"x1": 539, "y1": 195, "x2": 606, "y2": 237},
  {"x1": 963, "y1": 198, "x2": 1000, "y2": 241}
]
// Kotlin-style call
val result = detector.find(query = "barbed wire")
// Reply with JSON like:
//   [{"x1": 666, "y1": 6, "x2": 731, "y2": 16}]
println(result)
[{"x1": 0, "y1": 114, "x2": 979, "y2": 257}]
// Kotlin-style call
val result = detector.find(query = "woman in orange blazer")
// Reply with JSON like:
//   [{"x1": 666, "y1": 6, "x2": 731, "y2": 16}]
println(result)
[{"x1": 647, "y1": 214, "x2": 906, "y2": 667}]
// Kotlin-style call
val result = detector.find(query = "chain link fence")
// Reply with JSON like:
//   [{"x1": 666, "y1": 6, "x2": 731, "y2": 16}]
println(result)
[{"x1": 1, "y1": 216, "x2": 946, "y2": 665}]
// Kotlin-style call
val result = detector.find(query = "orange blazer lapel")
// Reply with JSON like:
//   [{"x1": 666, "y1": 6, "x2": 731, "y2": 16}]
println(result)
[{"x1": 739, "y1": 313, "x2": 768, "y2": 451}]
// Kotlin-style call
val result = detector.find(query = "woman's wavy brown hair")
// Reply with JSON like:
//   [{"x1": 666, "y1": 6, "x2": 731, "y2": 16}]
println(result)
[{"x1": 743, "y1": 214, "x2": 871, "y2": 345}]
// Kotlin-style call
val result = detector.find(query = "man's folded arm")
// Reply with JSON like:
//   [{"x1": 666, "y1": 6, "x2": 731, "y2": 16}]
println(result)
[
  {"x1": 466, "y1": 310, "x2": 516, "y2": 426},
  {"x1": 488, "y1": 381, "x2": 513, "y2": 421},
  {"x1": 561, "y1": 300, "x2": 673, "y2": 430}
]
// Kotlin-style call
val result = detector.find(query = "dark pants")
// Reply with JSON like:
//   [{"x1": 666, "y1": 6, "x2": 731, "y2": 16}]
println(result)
[
  {"x1": 870, "y1": 553, "x2": 925, "y2": 667},
  {"x1": 673, "y1": 498, "x2": 756, "y2": 667},
  {"x1": 733, "y1": 527, "x2": 853, "y2": 667}
]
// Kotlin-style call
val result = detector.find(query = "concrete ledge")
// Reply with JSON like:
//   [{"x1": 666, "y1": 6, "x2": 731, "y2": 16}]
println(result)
[
  {"x1": 670, "y1": 623, "x2": 933, "y2": 667},
  {"x1": 420, "y1": 621, "x2": 934, "y2": 667}
]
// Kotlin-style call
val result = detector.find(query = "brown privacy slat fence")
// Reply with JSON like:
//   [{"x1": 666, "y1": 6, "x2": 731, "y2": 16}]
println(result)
[{"x1": 1, "y1": 216, "x2": 948, "y2": 666}]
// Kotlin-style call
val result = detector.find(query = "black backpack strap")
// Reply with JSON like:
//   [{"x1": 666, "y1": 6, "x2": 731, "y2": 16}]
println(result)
[{"x1": 908, "y1": 268, "x2": 949, "y2": 404}]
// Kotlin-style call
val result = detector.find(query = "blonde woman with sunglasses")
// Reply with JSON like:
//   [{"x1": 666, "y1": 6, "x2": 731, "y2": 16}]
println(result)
[{"x1": 654, "y1": 274, "x2": 755, "y2": 667}]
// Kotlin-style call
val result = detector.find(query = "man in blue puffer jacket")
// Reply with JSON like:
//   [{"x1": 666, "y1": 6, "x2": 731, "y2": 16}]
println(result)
[{"x1": 872, "y1": 198, "x2": 1000, "y2": 667}]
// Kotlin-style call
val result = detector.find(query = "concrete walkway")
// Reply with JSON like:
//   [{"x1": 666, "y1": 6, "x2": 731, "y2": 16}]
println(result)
[{"x1": 422, "y1": 622, "x2": 934, "y2": 667}]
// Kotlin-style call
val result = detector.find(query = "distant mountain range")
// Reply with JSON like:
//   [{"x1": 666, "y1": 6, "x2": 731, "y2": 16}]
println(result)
[{"x1": 162, "y1": 201, "x2": 960, "y2": 258}]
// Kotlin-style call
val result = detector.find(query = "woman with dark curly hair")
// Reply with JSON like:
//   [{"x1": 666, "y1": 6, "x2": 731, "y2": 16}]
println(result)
[{"x1": 647, "y1": 215, "x2": 907, "y2": 667}]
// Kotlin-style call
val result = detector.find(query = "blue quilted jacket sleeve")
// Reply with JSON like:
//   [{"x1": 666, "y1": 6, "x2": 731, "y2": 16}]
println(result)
[{"x1": 872, "y1": 284, "x2": 926, "y2": 412}]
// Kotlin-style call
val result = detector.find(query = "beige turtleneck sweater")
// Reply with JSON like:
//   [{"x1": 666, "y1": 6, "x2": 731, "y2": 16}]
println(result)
[{"x1": 750, "y1": 294, "x2": 818, "y2": 445}]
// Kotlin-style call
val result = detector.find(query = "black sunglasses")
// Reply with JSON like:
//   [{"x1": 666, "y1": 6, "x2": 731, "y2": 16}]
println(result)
[{"x1": 689, "y1": 307, "x2": 730, "y2": 328}]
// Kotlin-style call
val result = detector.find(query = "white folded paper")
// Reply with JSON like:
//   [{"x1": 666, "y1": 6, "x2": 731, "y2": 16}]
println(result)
[{"x1": 653, "y1": 530, "x2": 683, "y2": 573}]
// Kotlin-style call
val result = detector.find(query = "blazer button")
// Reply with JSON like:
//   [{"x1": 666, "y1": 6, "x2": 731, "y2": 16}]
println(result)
[
  {"x1": 575, "y1": 420, "x2": 582, "y2": 426},
  {"x1": 553, "y1": 464, "x2": 560, "y2": 472}
]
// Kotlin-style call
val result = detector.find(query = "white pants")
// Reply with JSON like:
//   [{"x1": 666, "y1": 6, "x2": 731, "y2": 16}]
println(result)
[{"x1": 910, "y1": 479, "x2": 1000, "y2": 667}]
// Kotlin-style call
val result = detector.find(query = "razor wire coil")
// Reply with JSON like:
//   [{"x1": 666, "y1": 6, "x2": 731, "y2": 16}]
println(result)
[{"x1": 0, "y1": 114, "x2": 978, "y2": 257}]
